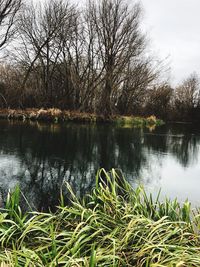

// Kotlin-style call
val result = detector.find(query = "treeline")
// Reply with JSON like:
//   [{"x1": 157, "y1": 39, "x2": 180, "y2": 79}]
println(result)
[
  {"x1": 143, "y1": 74, "x2": 200, "y2": 121},
  {"x1": 0, "y1": 0, "x2": 199, "y2": 121}
]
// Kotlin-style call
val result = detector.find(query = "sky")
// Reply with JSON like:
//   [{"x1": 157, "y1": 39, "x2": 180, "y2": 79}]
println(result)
[{"x1": 140, "y1": 0, "x2": 200, "y2": 85}]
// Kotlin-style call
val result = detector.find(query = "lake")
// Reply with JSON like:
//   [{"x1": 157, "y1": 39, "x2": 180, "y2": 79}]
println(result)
[{"x1": 0, "y1": 120, "x2": 200, "y2": 210}]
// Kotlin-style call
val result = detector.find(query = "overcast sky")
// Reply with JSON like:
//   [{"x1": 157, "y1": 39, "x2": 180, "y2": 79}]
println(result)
[{"x1": 140, "y1": 0, "x2": 200, "y2": 85}]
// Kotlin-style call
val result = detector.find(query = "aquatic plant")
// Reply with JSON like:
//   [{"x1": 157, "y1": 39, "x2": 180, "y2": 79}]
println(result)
[
  {"x1": 116, "y1": 115, "x2": 164, "y2": 128},
  {"x1": 0, "y1": 169, "x2": 199, "y2": 266}
]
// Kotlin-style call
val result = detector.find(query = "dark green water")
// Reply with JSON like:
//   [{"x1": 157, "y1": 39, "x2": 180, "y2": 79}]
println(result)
[{"x1": 0, "y1": 120, "x2": 200, "y2": 210}]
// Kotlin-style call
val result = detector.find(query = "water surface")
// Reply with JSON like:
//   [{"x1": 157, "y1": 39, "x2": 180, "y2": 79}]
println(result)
[{"x1": 0, "y1": 120, "x2": 200, "y2": 210}]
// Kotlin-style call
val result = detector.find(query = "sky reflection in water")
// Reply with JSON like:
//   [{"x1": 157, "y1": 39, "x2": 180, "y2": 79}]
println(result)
[{"x1": 0, "y1": 120, "x2": 200, "y2": 210}]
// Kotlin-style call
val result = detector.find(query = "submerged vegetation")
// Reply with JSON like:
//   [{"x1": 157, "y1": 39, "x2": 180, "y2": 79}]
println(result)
[{"x1": 0, "y1": 169, "x2": 199, "y2": 266}]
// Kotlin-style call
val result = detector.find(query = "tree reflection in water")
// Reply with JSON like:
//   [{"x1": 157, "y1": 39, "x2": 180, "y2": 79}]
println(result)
[{"x1": 0, "y1": 120, "x2": 200, "y2": 210}]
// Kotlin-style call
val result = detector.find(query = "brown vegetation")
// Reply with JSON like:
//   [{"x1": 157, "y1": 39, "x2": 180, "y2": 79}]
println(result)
[
  {"x1": 0, "y1": 108, "x2": 164, "y2": 129},
  {"x1": 0, "y1": 0, "x2": 162, "y2": 118},
  {"x1": 0, "y1": 0, "x2": 199, "y2": 122},
  {"x1": 0, "y1": 108, "x2": 103, "y2": 122}
]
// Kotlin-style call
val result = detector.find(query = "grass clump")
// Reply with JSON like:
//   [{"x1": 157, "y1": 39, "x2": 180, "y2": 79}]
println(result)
[
  {"x1": 115, "y1": 115, "x2": 164, "y2": 129},
  {"x1": 0, "y1": 169, "x2": 199, "y2": 266}
]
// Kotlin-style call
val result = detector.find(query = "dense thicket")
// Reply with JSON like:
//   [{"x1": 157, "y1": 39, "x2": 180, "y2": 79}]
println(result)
[
  {"x1": 0, "y1": 0, "x2": 200, "y2": 121},
  {"x1": 0, "y1": 169, "x2": 200, "y2": 266}
]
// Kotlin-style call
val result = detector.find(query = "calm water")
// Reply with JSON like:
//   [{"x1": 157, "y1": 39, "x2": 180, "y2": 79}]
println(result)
[{"x1": 0, "y1": 120, "x2": 200, "y2": 210}]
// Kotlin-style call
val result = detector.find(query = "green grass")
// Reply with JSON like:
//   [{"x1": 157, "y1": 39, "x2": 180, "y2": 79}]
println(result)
[
  {"x1": 0, "y1": 169, "x2": 199, "y2": 266},
  {"x1": 115, "y1": 115, "x2": 164, "y2": 129}
]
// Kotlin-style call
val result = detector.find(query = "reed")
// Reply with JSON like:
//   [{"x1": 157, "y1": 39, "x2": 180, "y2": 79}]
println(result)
[
  {"x1": 0, "y1": 169, "x2": 199, "y2": 266},
  {"x1": 0, "y1": 108, "x2": 164, "y2": 127}
]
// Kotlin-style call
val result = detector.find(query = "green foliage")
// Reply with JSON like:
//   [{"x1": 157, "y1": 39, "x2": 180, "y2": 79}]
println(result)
[
  {"x1": 0, "y1": 169, "x2": 199, "y2": 266},
  {"x1": 115, "y1": 115, "x2": 164, "y2": 129}
]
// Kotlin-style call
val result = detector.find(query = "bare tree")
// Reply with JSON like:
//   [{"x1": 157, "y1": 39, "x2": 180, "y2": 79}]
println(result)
[
  {"x1": 86, "y1": 0, "x2": 145, "y2": 116},
  {"x1": 144, "y1": 82, "x2": 172, "y2": 119},
  {"x1": 0, "y1": 0, "x2": 22, "y2": 49},
  {"x1": 1, "y1": 0, "x2": 164, "y2": 115},
  {"x1": 171, "y1": 74, "x2": 200, "y2": 120},
  {"x1": 0, "y1": 0, "x2": 22, "y2": 107},
  {"x1": 0, "y1": 63, "x2": 23, "y2": 107},
  {"x1": 17, "y1": 0, "x2": 77, "y2": 106},
  {"x1": 174, "y1": 74, "x2": 200, "y2": 109},
  {"x1": 117, "y1": 57, "x2": 159, "y2": 115}
]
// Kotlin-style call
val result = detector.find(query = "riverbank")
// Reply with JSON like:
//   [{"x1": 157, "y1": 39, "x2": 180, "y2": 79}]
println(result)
[
  {"x1": 0, "y1": 169, "x2": 199, "y2": 266},
  {"x1": 0, "y1": 108, "x2": 164, "y2": 127}
]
